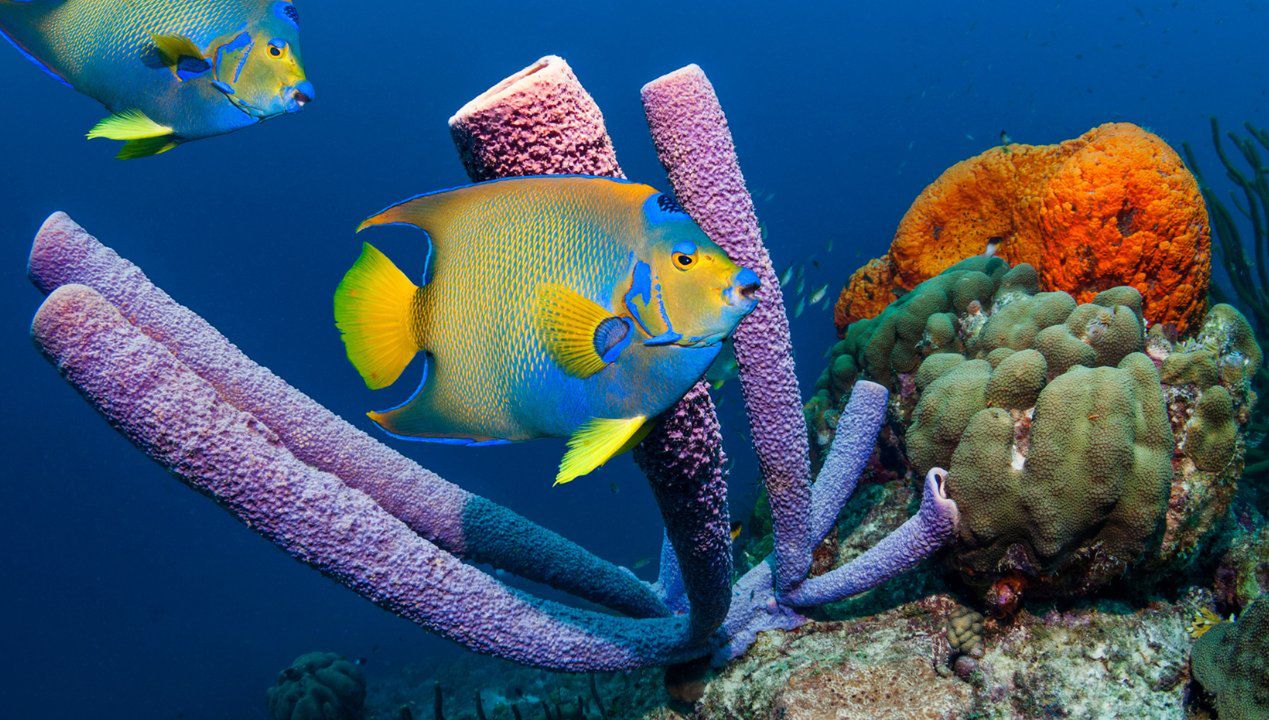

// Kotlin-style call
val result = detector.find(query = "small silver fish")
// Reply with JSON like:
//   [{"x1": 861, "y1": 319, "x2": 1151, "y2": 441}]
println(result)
[{"x1": 808, "y1": 283, "x2": 829, "y2": 306}]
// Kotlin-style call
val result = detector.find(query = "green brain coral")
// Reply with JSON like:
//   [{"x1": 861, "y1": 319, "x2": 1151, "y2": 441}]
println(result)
[
  {"x1": 1192, "y1": 595, "x2": 1269, "y2": 720},
  {"x1": 267, "y1": 652, "x2": 366, "y2": 720},
  {"x1": 809, "y1": 257, "x2": 1263, "y2": 602},
  {"x1": 925, "y1": 352, "x2": 1173, "y2": 595}
]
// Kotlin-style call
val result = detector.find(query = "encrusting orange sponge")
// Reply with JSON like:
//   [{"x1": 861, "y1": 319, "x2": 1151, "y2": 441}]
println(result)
[{"x1": 836, "y1": 123, "x2": 1211, "y2": 334}]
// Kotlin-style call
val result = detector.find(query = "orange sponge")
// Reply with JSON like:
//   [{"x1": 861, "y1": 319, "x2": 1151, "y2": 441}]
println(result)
[{"x1": 836, "y1": 123, "x2": 1210, "y2": 334}]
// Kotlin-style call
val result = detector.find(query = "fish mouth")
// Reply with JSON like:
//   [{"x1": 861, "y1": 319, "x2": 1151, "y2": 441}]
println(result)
[
  {"x1": 286, "y1": 81, "x2": 316, "y2": 113},
  {"x1": 724, "y1": 267, "x2": 762, "y2": 312},
  {"x1": 288, "y1": 88, "x2": 312, "y2": 113}
]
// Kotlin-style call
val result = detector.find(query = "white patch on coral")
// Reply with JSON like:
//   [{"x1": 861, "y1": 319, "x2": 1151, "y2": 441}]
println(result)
[{"x1": 1011, "y1": 444, "x2": 1027, "y2": 471}]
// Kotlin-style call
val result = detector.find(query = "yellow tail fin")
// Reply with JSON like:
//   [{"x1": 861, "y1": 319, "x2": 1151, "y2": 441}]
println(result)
[{"x1": 334, "y1": 243, "x2": 419, "y2": 389}]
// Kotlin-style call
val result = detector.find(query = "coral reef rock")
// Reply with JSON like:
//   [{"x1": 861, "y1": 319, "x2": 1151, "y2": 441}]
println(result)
[
  {"x1": 835, "y1": 123, "x2": 1210, "y2": 333},
  {"x1": 267, "y1": 652, "x2": 366, "y2": 720},
  {"x1": 366, "y1": 652, "x2": 668, "y2": 720},
  {"x1": 810, "y1": 257, "x2": 1262, "y2": 603},
  {"x1": 1191, "y1": 594, "x2": 1269, "y2": 720},
  {"x1": 1215, "y1": 526, "x2": 1269, "y2": 614},
  {"x1": 695, "y1": 595, "x2": 1197, "y2": 719}
]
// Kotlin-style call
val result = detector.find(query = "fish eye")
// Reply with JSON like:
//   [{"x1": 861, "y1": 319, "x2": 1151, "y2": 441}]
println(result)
[
  {"x1": 671, "y1": 241, "x2": 698, "y2": 270},
  {"x1": 268, "y1": 40, "x2": 286, "y2": 58}
]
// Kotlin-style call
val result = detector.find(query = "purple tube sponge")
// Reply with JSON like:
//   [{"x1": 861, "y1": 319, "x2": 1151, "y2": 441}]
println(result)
[
  {"x1": 27, "y1": 58, "x2": 960, "y2": 673},
  {"x1": 633, "y1": 383, "x2": 732, "y2": 639},
  {"x1": 785, "y1": 469, "x2": 961, "y2": 607},
  {"x1": 449, "y1": 56, "x2": 734, "y2": 643},
  {"x1": 641, "y1": 64, "x2": 960, "y2": 649},
  {"x1": 27, "y1": 212, "x2": 665, "y2": 621},
  {"x1": 30, "y1": 284, "x2": 698, "y2": 671},
  {"x1": 643, "y1": 65, "x2": 812, "y2": 594},
  {"x1": 809, "y1": 380, "x2": 890, "y2": 541}
]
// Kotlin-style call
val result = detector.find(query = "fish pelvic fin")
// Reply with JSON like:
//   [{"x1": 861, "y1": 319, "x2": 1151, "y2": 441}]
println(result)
[
  {"x1": 536, "y1": 283, "x2": 632, "y2": 379},
  {"x1": 555, "y1": 416, "x2": 649, "y2": 486},
  {"x1": 87, "y1": 110, "x2": 173, "y2": 141},
  {"x1": 116, "y1": 137, "x2": 178, "y2": 160},
  {"x1": 334, "y1": 242, "x2": 420, "y2": 390}
]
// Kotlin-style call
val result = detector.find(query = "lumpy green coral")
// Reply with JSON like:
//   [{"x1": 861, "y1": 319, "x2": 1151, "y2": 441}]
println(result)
[
  {"x1": 809, "y1": 257, "x2": 1263, "y2": 602},
  {"x1": 1157, "y1": 303, "x2": 1262, "y2": 564},
  {"x1": 1192, "y1": 595, "x2": 1269, "y2": 720},
  {"x1": 934, "y1": 352, "x2": 1173, "y2": 596},
  {"x1": 267, "y1": 652, "x2": 367, "y2": 720}
]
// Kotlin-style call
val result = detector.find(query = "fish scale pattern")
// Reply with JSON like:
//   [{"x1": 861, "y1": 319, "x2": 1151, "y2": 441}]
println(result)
[
  {"x1": 376, "y1": 178, "x2": 655, "y2": 440},
  {"x1": 36, "y1": 0, "x2": 259, "y2": 76}
]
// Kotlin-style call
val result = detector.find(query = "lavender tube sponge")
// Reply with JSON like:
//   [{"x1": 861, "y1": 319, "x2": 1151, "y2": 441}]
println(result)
[
  {"x1": 784, "y1": 469, "x2": 961, "y2": 607},
  {"x1": 642, "y1": 65, "x2": 812, "y2": 593},
  {"x1": 31, "y1": 285, "x2": 707, "y2": 671},
  {"x1": 27, "y1": 213, "x2": 665, "y2": 620},
  {"x1": 450, "y1": 57, "x2": 734, "y2": 639},
  {"x1": 634, "y1": 383, "x2": 732, "y2": 639},
  {"x1": 809, "y1": 381, "x2": 889, "y2": 541}
]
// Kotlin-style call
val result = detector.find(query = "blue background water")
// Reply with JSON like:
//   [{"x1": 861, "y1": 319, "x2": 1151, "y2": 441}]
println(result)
[{"x1": 1, "y1": 2, "x2": 1265, "y2": 717}]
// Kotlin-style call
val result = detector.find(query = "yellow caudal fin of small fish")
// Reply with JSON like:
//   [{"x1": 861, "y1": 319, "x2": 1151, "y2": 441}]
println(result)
[
  {"x1": 556, "y1": 415, "x2": 649, "y2": 486},
  {"x1": 334, "y1": 243, "x2": 420, "y2": 390},
  {"x1": 536, "y1": 283, "x2": 630, "y2": 379}
]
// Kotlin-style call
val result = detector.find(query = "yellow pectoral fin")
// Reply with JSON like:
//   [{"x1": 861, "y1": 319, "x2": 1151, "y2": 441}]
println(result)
[
  {"x1": 87, "y1": 110, "x2": 173, "y2": 141},
  {"x1": 555, "y1": 416, "x2": 648, "y2": 486},
  {"x1": 150, "y1": 33, "x2": 205, "y2": 66},
  {"x1": 536, "y1": 283, "x2": 628, "y2": 379}
]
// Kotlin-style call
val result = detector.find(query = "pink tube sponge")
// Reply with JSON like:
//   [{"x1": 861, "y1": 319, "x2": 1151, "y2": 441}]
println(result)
[{"x1": 450, "y1": 55, "x2": 624, "y2": 181}]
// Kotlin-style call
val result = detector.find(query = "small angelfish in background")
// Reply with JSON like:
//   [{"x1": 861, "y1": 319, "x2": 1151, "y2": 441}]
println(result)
[
  {"x1": 334, "y1": 176, "x2": 761, "y2": 486},
  {"x1": 0, "y1": 0, "x2": 314, "y2": 158},
  {"x1": 704, "y1": 342, "x2": 739, "y2": 390}
]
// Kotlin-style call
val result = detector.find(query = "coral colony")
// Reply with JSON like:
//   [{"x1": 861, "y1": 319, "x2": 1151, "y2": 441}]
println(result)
[
  {"x1": 27, "y1": 57, "x2": 959, "y2": 671},
  {"x1": 24, "y1": 54, "x2": 1269, "y2": 718}
]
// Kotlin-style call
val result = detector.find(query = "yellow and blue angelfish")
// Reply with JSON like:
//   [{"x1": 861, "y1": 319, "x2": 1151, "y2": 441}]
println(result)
[
  {"x1": 334, "y1": 176, "x2": 761, "y2": 485},
  {"x1": 0, "y1": 0, "x2": 313, "y2": 158}
]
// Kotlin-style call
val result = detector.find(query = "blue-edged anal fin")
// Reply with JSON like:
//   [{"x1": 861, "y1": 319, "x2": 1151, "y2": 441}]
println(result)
[{"x1": 364, "y1": 351, "x2": 510, "y2": 447}]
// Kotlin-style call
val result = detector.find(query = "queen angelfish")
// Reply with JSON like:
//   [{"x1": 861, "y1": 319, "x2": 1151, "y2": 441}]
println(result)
[
  {"x1": 0, "y1": 0, "x2": 314, "y2": 158},
  {"x1": 334, "y1": 176, "x2": 761, "y2": 485}
]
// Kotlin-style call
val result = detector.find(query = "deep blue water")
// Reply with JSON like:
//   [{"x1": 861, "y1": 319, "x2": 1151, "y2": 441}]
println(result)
[{"x1": 1, "y1": 2, "x2": 1265, "y2": 718}]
